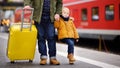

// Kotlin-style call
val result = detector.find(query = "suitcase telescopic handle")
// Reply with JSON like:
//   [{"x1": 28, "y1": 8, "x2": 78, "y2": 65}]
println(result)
[{"x1": 21, "y1": 8, "x2": 34, "y2": 31}]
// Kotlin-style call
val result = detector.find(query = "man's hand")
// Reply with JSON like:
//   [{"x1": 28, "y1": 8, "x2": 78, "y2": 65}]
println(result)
[
  {"x1": 54, "y1": 14, "x2": 60, "y2": 21},
  {"x1": 24, "y1": 6, "x2": 31, "y2": 9}
]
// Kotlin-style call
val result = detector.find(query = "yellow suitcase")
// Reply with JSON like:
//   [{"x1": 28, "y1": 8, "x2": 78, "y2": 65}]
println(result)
[{"x1": 7, "y1": 8, "x2": 37, "y2": 63}]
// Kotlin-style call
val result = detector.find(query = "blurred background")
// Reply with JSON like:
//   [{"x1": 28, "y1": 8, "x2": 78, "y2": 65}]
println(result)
[
  {"x1": 0, "y1": 0, "x2": 24, "y2": 32},
  {"x1": 0, "y1": 0, "x2": 120, "y2": 54}
]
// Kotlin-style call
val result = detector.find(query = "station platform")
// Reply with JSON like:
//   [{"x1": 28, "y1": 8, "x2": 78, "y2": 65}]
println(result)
[{"x1": 0, "y1": 32, "x2": 120, "y2": 68}]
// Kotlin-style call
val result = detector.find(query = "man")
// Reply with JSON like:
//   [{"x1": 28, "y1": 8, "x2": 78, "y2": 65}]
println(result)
[{"x1": 24, "y1": 0, "x2": 62, "y2": 65}]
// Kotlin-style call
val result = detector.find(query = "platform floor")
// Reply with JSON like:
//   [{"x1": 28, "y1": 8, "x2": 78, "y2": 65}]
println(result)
[{"x1": 0, "y1": 32, "x2": 120, "y2": 68}]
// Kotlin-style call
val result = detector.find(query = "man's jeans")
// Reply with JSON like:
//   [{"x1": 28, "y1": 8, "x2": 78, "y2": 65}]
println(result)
[
  {"x1": 62, "y1": 38, "x2": 74, "y2": 54},
  {"x1": 35, "y1": 21, "x2": 56, "y2": 59}
]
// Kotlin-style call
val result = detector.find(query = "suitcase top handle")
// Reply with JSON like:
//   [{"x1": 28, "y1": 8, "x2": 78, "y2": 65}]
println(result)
[{"x1": 21, "y1": 8, "x2": 34, "y2": 31}]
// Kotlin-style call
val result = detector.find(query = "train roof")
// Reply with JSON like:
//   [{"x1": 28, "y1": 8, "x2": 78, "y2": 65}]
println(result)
[
  {"x1": 63, "y1": 0, "x2": 95, "y2": 3},
  {"x1": 63, "y1": 0, "x2": 120, "y2": 6},
  {"x1": 63, "y1": 0, "x2": 96, "y2": 6}
]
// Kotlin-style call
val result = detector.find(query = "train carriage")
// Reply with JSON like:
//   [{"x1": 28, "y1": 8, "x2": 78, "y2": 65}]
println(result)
[{"x1": 63, "y1": 0, "x2": 120, "y2": 40}]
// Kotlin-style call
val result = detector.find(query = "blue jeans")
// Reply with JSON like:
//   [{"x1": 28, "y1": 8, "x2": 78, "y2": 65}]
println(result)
[
  {"x1": 35, "y1": 20, "x2": 56, "y2": 59},
  {"x1": 62, "y1": 38, "x2": 75, "y2": 54}
]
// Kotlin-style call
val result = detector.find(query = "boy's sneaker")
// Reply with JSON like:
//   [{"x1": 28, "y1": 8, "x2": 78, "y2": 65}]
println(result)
[{"x1": 67, "y1": 54, "x2": 76, "y2": 64}]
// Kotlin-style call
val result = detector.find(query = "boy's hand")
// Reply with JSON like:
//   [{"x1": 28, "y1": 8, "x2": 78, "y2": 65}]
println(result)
[{"x1": 76, "y1": 39, "x2": 79, "y2": 42}]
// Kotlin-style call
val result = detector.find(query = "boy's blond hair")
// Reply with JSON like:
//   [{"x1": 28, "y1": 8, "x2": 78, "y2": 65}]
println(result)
[{"x1": 62, "y1": 7, "x2": 70, "y2": 13}]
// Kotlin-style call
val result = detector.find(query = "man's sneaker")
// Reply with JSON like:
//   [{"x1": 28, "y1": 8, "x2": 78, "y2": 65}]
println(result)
[
  {"x1": 50, "y1": 59, "x2": 60, "y2": 65},
  {"x1": 40, "y1": 59, "x2": 47, "y2": 65}
]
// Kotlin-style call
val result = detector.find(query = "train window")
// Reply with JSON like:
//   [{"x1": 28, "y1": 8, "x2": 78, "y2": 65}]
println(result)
[
  {"x1": 105, "y1": 5, "x2": 114, "y2": 20},
  {"x1": 92, "y1": 7, "x2": 99, "y2": 20},
  {"x1": 81, "y1": 9, "x2": 87, "y2": 21}
]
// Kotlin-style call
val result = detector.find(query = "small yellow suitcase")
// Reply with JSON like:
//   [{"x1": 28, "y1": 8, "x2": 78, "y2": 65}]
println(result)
[{"x1": 7, "y1": 8, "x2": 37, "y2": 63}]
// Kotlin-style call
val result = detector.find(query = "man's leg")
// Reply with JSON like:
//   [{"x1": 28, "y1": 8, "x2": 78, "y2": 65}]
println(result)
[
  {"x1": 46, "y1": 22, "x2": 60, "y2": 65},
  {"x1": 35, "y1": 22, "x2": 47, "y2": 65}
]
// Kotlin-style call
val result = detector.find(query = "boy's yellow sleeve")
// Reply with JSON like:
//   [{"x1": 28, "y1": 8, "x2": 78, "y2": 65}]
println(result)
[{"x1": 54, "y1": 21, "x2": 60, "y2": 28}]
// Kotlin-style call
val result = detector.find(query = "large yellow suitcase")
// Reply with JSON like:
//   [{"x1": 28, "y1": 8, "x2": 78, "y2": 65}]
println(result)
[{"x1": 7, "y1": 8, "x2": 37, "y2": 63}]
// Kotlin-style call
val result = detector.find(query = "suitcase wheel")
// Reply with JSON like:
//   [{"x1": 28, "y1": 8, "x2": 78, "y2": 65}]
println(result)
[
  {"x1": 29, "y1": 60, "x2": 33, "y2": 63},
  {"x1": 10, "y1": 61, "x2": 15, "y2": 63}
]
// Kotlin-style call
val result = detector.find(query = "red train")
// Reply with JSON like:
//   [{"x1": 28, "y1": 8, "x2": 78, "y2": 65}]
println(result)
[{"x1": 63, "y1": 0, "x2": 120, "y2": 40}]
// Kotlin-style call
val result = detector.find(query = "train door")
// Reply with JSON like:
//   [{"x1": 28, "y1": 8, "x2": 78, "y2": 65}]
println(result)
[
  {"x1": 71, "y1": 9, "x2": 79, "y2": 27},
  {"x1": 119, "y1": 4, "x2": 120, "y2": 19}
]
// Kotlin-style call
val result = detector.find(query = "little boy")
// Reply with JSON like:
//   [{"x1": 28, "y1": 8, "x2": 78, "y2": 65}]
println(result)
[{"x1": 54, "y1": 7, "x2": 79, "y2": 64}]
